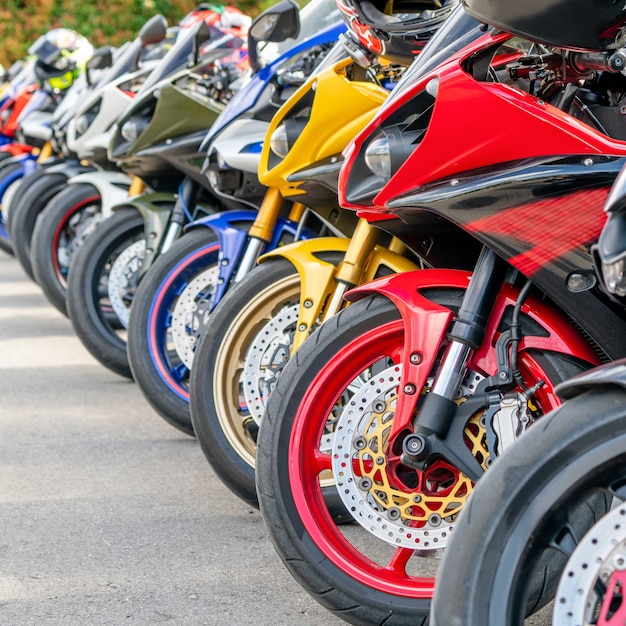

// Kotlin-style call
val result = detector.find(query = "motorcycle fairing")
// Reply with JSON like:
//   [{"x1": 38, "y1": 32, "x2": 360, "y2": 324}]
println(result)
[
  {"x1": 66, "y1": 171, "x2": 133, "y2": 219},
  {"x1": 384, "y1": 156, "x2": 626, "y2": 358},
  {"x1": 203, "y1": 21, "x2": 346, "y2": 145},
  {"x1": 340, "y1": 30, "x2": 626, "y2": 212},
  {"x1": 185, "y1": 209, "x2": 303, "y2": 309},
  {"x1": 344, "y1": 268, "x2": 599, "y2": 439}
]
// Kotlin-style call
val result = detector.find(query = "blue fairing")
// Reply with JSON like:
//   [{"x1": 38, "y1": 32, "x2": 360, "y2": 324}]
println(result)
[{"x1": 200, "y1": 20, "x2": 345, "y2": 150}]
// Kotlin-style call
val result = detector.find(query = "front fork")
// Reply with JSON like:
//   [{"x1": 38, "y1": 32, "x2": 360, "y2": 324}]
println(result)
[
  {"x1": 232, "y1": 187, "x2": 296, "y2": 283},
  {"x1": 401, "y1": 247, "x2": 508, "y2": 480},
  {"x1": 159, "y1": 177, "x2": 200, "y2": 254}
]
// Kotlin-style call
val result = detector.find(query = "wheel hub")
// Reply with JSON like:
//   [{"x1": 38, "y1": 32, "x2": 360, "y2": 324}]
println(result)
[
  {"x1": 171, "y1": 267, "x2": 219, "y2": 368},
  {"x1": 242, "y1": 303, "x2": 299, "y2": 425},
  {"x1": 331, "y1": 365, "x2": 487, "y2": 552}
]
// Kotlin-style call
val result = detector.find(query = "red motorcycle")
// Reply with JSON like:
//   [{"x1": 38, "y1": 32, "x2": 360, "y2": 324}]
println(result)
[{"x1": 255, "y1": 4, "x2": 626, "y2": 624}]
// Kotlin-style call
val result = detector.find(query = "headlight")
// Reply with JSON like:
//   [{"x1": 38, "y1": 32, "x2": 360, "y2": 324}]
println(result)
[
  {"x1": 364, "y1": 134, "x2": 391, "y2": 181},
  {"x1": 603, "y1": 256, "x2": 626, "y2": 296},
  {"x1": 121, "y1": 118, "x2": 146, "y2": 143},
  {"x1": 268, "y1": 117, "x2": 309, "y2": 162},
  {"x1": 269, "y1": 124, "x2": 289, "y2": 159},
  {"x1": 75, "y1": 115, "x2": 89, "y2": 135}
]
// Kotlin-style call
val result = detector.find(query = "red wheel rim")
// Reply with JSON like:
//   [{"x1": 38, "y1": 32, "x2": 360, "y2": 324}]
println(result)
[
  {"x1": 52, "y1": 194, "x2": 100, "y2": 284},
  {"x1": 287, "y1": 317, "x2": 565, "y2": 597}
]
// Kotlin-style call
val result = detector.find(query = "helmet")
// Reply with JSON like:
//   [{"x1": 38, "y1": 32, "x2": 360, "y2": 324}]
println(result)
[
  {"x1": 336, "y1": 0, "x2": 458, "y2": 65},
  {"x1": 29, "y1": 28, "x2": 93, "y2": 91}
]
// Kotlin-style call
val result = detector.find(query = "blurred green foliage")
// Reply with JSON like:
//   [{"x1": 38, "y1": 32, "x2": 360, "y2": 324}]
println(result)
[{"x1": 0, "y1": 0, "x2": 266, "y2": 68}]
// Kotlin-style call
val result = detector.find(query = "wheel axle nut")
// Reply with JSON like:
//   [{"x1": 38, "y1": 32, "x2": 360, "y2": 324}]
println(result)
[{"x1": 403, "y1": 434, "x2": 426, "y2": 457}]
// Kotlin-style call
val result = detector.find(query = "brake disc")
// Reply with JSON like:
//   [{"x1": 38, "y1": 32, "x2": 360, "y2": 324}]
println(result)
[
  {"x1": 242, "y1": 303, "x2": 299, "y2": 425},
  {"x1": 553, "y1": 502, "x2": 626, "y2": 625},
  {"x1": 108, "y1": 240, "x2": 145, "y2": 329},
  {"x1": 331, "y1": 365, "x2": 487, "y2": 553},
  {"x1": 171, "y1": 266, "x2": 219, "y2": 368}
]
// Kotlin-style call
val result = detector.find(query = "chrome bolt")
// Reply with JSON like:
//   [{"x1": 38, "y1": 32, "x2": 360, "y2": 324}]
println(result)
[{"x1": 410, "y1": 352, "x2": 422, "y2": 365}]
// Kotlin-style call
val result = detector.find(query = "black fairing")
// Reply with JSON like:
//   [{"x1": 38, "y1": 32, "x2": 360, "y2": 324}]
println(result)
[
  {"x1": 463, "y1": 0, "x2": 626, "y2": 51},
  {"x1": 383, "y1": 155, "x2": 626, "y2": 360},
  {"x1": 121, "y1": 129, "x2": 210, "y2": 192}
]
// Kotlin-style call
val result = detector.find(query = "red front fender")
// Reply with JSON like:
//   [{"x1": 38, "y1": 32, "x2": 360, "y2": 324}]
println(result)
[{"x1": 344, "y1": 269, "x2": 599, "y2": 435}]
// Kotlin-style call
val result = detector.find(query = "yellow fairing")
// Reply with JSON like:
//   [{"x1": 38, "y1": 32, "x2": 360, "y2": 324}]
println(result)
[
  {"x1": 258, "y1": 58, "x2": 389, "y2": 194},
  {"x1": 258, "y1": 238, "x2": 419, "y2": 352}
]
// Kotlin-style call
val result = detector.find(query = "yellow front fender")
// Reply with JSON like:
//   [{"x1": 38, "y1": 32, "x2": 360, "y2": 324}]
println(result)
[{"x1": 258, "y1": 237, "x2": 419, "y2": 352}]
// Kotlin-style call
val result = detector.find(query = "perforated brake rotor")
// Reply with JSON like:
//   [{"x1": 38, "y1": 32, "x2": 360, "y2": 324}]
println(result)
[
  {"x1": 242, "y1": 303, "x2": 299, "y2": 425},
  {"x1": 553, "y1": 502, "x2": 626, "y2": 626},
  {"x1": 108, "y1": 240, "x2": 145, "y2": 329},
  {"x1": 332, "y1": 365, "x2": 487, "y2": 552},
  {"x1": 171, "y1": 266, "x2": 219, "y2": 368},
  {"x1": 57, "y1": 210, "x2": 103, "y2": 270}
]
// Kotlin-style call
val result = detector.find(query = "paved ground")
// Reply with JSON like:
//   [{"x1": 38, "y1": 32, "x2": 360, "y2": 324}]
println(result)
[
  {"x1": 0, "y1": 252, "x2": 345, "y2": 625},
  {"x1": 0, "y1": 251, "x2": 554, "y2": 625}
]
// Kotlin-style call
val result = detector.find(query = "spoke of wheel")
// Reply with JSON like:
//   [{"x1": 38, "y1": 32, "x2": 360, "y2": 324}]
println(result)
[
  {"x1": 172, "y1": 363, "x2": 189, "y2": 382},
  {"x1": 549, "y1": 524, "x2": 578, "y2": 558},
  {"x1": 383, "y1": 546, "x2": 414, "y2": 578},
  {"x1": 311, "y1": 449, "x2": 332, "y2": 474}
]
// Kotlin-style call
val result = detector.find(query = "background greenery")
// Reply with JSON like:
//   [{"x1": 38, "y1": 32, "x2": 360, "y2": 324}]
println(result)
[{"x1": 0, "y1": 0, "x2": 265, "y2": 68}]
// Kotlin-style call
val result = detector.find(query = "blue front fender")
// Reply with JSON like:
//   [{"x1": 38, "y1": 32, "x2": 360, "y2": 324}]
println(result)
[{"x1": 185, "y1": 209, "x2": 302, "y2": 307}]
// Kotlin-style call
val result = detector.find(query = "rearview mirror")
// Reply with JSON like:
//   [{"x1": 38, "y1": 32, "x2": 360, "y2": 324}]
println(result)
[
  {"x1": 87, "y1": 46, "x2": 115, "y2": 71},
  {"x1": 139, "y1": 14, "x2": 168, "y2": 45},
  {"x1": 248, "y1": 0, "x2": 300, "y2": 72}
]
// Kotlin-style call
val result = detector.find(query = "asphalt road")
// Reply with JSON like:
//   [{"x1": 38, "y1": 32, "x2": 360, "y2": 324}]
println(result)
[
  {"x1": 0, "y1": 252, "x2": 344, "y2": 625},
  {"x1": 0, "y1": 251, "x2": 554, "y2": 626}
]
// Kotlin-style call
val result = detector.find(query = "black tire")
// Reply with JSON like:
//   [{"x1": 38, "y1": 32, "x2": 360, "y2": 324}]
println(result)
[
  {"x1": 5, "y1": 164, "x2": 62, "y2": 238},
  {"x1": 30, "y1": 183, "x2": 102, "y2": 315},
  {"x1": 128, "y1": 228, "x2": 221, "y2": 436},
  {"x1": 67, "y1": 207, "x2": 145, "y2": 379},
  {"x1": 430, "y1": 387, "x2": 622, "y2": 626},
  {"x1": 0, "y1": 160, "x2": 29, "y2": 256},
  {"x1": 190, "y1": 254, "x2": 343, "y2": 506},
  {"x1": 10, "y1": 171, "x2": 69, "y2": 280},
  {"x1": 256, "y1": 292, "x2": 589, "y2": 625}
]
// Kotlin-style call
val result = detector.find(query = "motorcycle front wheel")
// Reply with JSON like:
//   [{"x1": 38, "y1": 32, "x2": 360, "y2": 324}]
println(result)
[
  {"x1": 10, "y1": 170, "x2": 69, "y2": 279},
  {"x1": 431, "y1": 386, "x2": 621, "y2": 626},
  {"x1": 0, "y1": 160, "x2": 35, "y2": 257},
  {"x1": 256, "y1": 292, "x2": 588, "y2": 625},
  {"x1": 66, "y1": 207, "x2": 145, "y2": 379},
  {"x1": 127, "y1": 228, "x2": 221, "y2": 436},
  {"x1": 31, "y1": 183, "x2": 103, "y2": 315},
  {"x1": 190, "y1": 254, "x2": 342, "y2": 506}
]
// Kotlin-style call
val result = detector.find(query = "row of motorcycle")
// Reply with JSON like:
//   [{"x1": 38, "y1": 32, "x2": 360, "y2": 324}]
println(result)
[{"x1": 4, "y1": 0, "x2": 626, "y2": 623}]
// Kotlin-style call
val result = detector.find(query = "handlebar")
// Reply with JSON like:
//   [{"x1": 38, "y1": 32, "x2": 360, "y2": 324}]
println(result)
[{"x1": 570, "y1": 49, "x2": 626, "y2": 74}]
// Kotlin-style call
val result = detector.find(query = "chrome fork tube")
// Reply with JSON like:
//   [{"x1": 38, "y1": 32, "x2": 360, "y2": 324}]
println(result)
[
  {"x1": 430, "y1": 340, "x2": 473, "y2": 399},
  {"x1": 233, "y1": 238, "x2": 265, "y2": 283}
]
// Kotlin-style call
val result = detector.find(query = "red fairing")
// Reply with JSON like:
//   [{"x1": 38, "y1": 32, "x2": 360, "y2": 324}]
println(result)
[
  {"x1": 0, "y1": 143, "x2": 34, "y2": 155},
  {"x1": 344, "y1": 268, "x2": 599, "y2": 438},
  {"x1": 339, "y1": 30, "x2": 626, "y2": 213},
  {"x1": 0, "y1": 84, "x2": 37, "y2": 137}
]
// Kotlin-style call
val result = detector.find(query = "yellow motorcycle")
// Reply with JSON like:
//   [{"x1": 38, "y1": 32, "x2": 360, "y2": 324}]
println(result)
[{"x1": 189, "y1": 56, "x2": 421, "y2": 505}]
